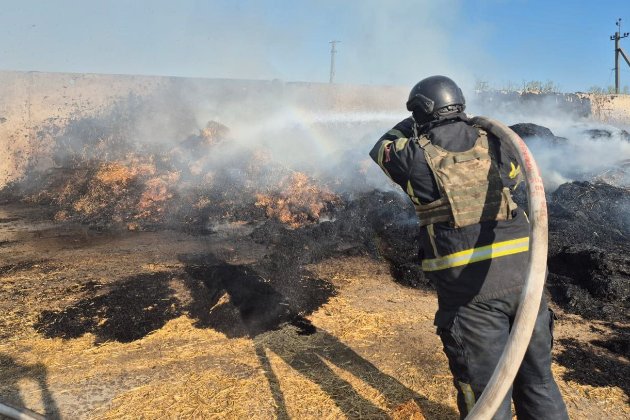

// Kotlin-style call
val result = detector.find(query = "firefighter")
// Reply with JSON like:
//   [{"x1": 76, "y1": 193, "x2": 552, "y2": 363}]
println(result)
[{"x1": 369, "y1": 75, "x2": 568, "y2": 419}]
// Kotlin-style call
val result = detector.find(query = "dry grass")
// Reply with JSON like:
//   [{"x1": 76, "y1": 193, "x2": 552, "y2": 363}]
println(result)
[{"x1": 1, "y1": 257, "x2": 628, "y2": 419}]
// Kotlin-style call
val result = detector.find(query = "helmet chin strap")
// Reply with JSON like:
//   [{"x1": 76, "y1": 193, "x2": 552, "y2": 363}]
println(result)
[{"x1": 412, "y1": 116, "x2": 419, "y2": 139}]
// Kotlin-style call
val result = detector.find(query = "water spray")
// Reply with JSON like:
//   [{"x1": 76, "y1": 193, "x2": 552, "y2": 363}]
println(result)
[{"x1": 465, "y1": 116, "x2": 548, "y2": 419}]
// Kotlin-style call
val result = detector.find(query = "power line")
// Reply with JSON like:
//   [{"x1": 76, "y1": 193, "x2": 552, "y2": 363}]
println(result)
[{"x1": 329, "y1": 40, "x2": 340, "y2": 84}]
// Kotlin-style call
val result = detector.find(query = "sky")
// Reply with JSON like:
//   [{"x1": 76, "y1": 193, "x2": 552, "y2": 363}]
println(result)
[{"x1": 0, "y1": 0, "x2": 629, "y2": 92}]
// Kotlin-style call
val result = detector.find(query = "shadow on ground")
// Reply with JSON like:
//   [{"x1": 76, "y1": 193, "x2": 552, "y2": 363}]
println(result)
[
  {"x1": 34, "y1": 272, "x2": 181, "y2": 343},
  {"x1": 30, "y1": 251, "x2": 458, "y2": 418},
  {"x1": 254, "y1": 325, "x2": 458, "y2": 419},
  {"x1": 179, "y1": 252, "x2": 329, "y2": 338},
  {"x1": 0, "y1": 354, "x2": 60, "y2": 419},
  {"x1": 32, "y1": 253, "x2": 332, "y2": 341}
]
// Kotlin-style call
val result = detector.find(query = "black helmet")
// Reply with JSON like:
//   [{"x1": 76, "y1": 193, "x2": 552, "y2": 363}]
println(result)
[{"x1": 406, "y1": 75, "x2": 465, "y2": 115}]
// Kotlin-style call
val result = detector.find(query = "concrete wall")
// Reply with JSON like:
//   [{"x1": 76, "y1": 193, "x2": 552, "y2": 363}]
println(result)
[
  {"x1": 0, "y1": 71, "x2": 170, "y2": 186},
  {"x1": 582, "y1": 93, "x2": 630, "y2": 124}
]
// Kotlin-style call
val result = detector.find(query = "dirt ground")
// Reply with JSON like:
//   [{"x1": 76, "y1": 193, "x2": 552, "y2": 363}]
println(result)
[{"x1": 0, "y1": 203, "x2": 628, "y2": 419}]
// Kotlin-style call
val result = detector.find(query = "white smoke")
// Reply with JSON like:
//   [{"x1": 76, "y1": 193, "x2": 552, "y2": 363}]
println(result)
[
  {"x1": 131, "y1": 83, "x2": 630, "y2": 195},
  {"x1": 467, "y1": 92, "x2": 630, "y2": 191},
  {"x1": 6, "y1": 72, "x2": 628, "y2": 200},
  {"x1": 527, "y1": 123, "x2": 630, "y2": 190}
]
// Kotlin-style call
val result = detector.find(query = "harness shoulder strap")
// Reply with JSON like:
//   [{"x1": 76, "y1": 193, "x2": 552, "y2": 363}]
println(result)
[
  {"x1": 476, "y1": 128, "x2": 489, "y2": 148},
  {"x1": 416, "y1": 134, "x2": 442, "y2": 159}
]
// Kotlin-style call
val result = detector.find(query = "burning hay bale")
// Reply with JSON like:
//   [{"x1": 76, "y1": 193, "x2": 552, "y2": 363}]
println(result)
[
  {"x1": 2, "y1": 93, "x2": 346, "y2": 232},
  {"x1": 175, "y1": 121, "x2": 230, "y2": 177},
  {"x1": 180, "y1": 120, "x2": 229, "y2": 151},
  {"x1": 255, "y1": 172, "x2": 341, "y2": 228},
  {"x1": 0, "y1": 93, "x2": 443, "y2": 241},
  {"x1": 24, "y1": 157, "x2": 181, "y2": 229}
]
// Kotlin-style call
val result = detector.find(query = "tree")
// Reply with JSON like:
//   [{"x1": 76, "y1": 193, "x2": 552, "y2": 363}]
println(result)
[{"x1": 588, "y1": 86, "x2": 605, "y2": 94}]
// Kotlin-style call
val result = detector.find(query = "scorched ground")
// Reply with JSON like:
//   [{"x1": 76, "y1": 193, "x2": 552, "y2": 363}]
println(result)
[{"x1": 0, "y1": 99, "x2": 628, "y2": 419}]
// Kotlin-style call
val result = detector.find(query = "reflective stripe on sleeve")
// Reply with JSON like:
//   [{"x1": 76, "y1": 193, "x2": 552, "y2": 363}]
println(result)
[
  {"x1": 421, "y1": 236, "x2": 529, "y2": 272},
  {"x1": 386, "y1": 129, "x2": 405, "y2": 139}
]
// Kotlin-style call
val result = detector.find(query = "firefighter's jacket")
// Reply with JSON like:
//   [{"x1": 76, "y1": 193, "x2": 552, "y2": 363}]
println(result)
[{"x1": 370, "y1": 114, "x2": 531, "y2": 327}]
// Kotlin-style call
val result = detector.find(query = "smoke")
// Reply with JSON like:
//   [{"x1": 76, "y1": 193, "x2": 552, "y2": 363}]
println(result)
[
  {"x1": 4, "y1": 73, "x2": 629, "y2": 233},
  {"x1": 467, "y1": 91, "x2": 630, "y2": 191},
  {"x1": 38, "y1": 81, "x2": 630, "y2": 195},
  {"x1": 153, "y1": 80, "x2": 407, "y2": 192},
  {"x1": 8, "y1": 80, "x2": 404, "y2": 191},
  {"x1": 527, "y1": 123, "x2": 630, "y2": 190}
]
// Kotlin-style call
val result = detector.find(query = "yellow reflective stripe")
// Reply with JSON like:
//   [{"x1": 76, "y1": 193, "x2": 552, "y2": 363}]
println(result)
[
  {"x1": 458, "y1": 381, "x2": 476, "y2": 413},
  {"x1": 387, "y1": 129, "x2": 405, "y2": 139},
  {"x1": 509, "y1": 162, "x2": 521, "y2": 179},
  {"x1": 422, "y1": 237, "x2": 529, "y2": 271},
  {"x1": 394, "y1": 137, "x2": 410, "y2": 151}
]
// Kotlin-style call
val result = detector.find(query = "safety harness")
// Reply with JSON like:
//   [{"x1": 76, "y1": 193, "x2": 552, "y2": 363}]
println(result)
[{"x1": 411, "y1": 126, "x2": 518, "y2": 228}]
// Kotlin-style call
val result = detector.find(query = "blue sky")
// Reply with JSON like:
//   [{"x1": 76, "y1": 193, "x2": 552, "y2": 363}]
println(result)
[{"x1": 0, "y1": 0, "x2": 628, "y2": 92}]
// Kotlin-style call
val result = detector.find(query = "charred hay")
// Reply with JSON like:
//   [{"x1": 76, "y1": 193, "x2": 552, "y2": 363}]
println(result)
[
  {"x1": 30, "y1": 188, "x2": 427, "y2": 343},
  {"x1": 547, "y1": 181, "x2": 630, "y2": 322},
  {"x1": 505, "y1": 123, "x2": 629, "y2": 323},
  {"x1": 509, "y1": 123, "x2": 568, "y2": 144},
  {"x1": 2, "y1": 104, "x2": 628, "y2": 338},
  {"x1": 582, "y1": 128, "x2": 630, "y2": 142},
  {"x1": 1, "y1": 102, "x2": 341, "y2": 231}
]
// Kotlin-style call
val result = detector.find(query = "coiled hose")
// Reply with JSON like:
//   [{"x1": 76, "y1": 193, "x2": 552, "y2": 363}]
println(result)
[{"x1": 465, "y1": 116, "x2": 548, "y2": 419}]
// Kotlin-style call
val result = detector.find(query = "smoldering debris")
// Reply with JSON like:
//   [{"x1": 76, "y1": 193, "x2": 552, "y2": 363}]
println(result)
[
  {"x1": 510, "y1": 121, "x2": 630, "y2": 190},
  {"x1": 547, "y1": 181, "x2": 630, "y2": 321},
  {"x1": 0, "y1": 93, "x2": 628, "y2": 336},
  {"x1": 509, "y1": 123, "x2": 568, "y2": 145},
  {"x1": 582, "y1": 128, "x2": 630, "y2": 142},
  {"x1": 508, "y1": 121, "x2": 629, "y2": 322},
  {"x1": 1, "y1": 99, "x2": 342, "y2": 231},
  {"x1": 254, "y1": 172, "x2": 341, "y2": 229},
  {"x1": 548, "y1": 181, "x2": 629, "y2": 246}
]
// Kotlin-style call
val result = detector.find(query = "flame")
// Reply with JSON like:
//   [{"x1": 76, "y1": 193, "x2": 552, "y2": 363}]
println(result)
[
  {"x1": 36, "y1": 157, "x2": 180, "y2": 228},
  {"x1": 255, "y1": 172, "x2": 340, "y2": 228},
  {"x1": 10, "y1": 114, "x2": 342, "y2": 230}
]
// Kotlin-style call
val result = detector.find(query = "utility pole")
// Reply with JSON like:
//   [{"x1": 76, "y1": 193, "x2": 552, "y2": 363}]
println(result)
[
  {"x1": 329, "y1": 40, "x2": 340, "y2": 84},
  {"x1": 610, "y1": 18, "x2": 630, "y2": 94}
]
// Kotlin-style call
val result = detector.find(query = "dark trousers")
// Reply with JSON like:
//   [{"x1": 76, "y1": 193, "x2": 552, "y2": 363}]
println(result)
[{"x1": 437, "y1": 295, "x2": 569, "y2": 420}]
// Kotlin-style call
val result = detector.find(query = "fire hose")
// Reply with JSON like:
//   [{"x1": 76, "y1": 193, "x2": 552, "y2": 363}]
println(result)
[
  {"x1": 465, "y1": 116, "x2": 548, "y2": 419},
  {"x1": 0, "y1": 401, "x2": 45, "y2": 420}
]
